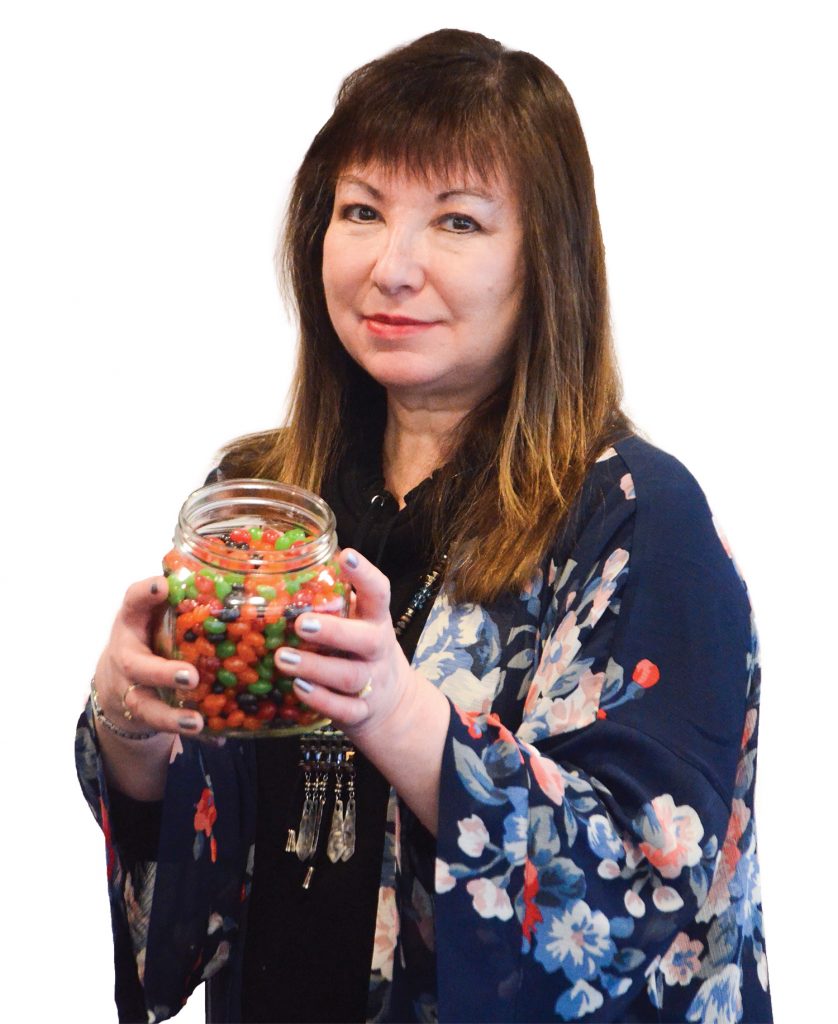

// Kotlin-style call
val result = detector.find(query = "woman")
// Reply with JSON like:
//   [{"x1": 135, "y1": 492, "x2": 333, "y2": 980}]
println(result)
[{"x1": 77, "y1": 29, "x2": 772, "y2": 1023}]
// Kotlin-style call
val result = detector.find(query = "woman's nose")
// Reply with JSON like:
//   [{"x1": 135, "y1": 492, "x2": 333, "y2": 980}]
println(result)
[{"x1": 370, "y1": 229, "x2": 425, "y2": 295}]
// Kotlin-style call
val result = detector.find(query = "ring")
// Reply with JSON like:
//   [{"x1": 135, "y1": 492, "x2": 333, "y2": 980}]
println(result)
[
  {"x1": 359, "y1": 678, "x2": 373, "y2": 699},
  {"x1": 122, "y1": 682, "x2": 143, "y2": 720}
]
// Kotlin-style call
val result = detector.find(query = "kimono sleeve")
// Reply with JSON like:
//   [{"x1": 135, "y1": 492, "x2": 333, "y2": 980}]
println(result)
[
  {"x1": 430, "y1": 443, "x2": 754, "y2": 1022},
  {"x1": 75, "y1": 700, "x2": 257, "y2": 1022}
]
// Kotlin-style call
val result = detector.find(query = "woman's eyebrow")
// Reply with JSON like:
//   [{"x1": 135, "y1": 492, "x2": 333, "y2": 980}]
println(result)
[
  {"x1": 337, "y1": 175, "x2": 497, "y2": 204},
  {"x1": 337, "y1": 174, "x2": 383, "y2": 199}
]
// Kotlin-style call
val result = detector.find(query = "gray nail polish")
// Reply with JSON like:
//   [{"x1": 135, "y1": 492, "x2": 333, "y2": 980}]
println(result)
[
  {"x1": 179, "y1": 716, "x2": 201, "y2": 731},
  {"x1": 293, "y1": 678, "x2": 314, "y2": 693},
  {"x1": 151, "y1": 582, "x2": 159, "y2": 595},
  {"x1": 278, "y1": 650, "x2": 302, "y2": 665},
  {"x1": 298, "y1": 617, "x2": 321, "y2": 634},
  {"x1": 174, "y1": 669, "x2": 193, "y2": 686},
  {"x1": 345, "y1": 551, "x2": 359, "y2": 568}
]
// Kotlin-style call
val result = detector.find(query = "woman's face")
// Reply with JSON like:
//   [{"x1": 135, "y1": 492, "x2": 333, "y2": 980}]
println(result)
[{"x1": 322, "y1": 162, "x2": 525, "y2": 410}]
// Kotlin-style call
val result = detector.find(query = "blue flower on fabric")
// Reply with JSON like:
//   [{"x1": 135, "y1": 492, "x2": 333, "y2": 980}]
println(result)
[{"x1": 533, "y1": 898, "x2": 616, "y2": 981}]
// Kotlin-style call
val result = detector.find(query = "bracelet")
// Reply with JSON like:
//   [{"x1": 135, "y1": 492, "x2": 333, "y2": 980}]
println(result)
[{"x1": 90, "y1": 681, "x2": 159, "y2": 741}]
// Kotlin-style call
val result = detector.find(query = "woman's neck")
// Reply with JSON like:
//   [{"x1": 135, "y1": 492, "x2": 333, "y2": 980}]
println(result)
[{"x1": 382, "y1": 397, "x2": 465, "y2": 507}]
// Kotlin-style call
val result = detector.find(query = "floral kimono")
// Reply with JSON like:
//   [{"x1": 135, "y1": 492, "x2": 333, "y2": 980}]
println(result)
[{"x1": 77, "y1": 435, "x2": 771, "y2": 1022}]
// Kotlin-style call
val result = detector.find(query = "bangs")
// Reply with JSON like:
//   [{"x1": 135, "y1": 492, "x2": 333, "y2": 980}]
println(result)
[{"x1": 320, "y1": 57, "x2": 517, "y2": 188}]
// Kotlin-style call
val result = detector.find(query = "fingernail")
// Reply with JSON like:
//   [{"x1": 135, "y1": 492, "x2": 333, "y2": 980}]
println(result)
[
  {"x1": 293, "y1": 678, "x2": 314, "y2": 693},
  {"x1": 278, "y1": 650, "x2": 301, "y2": 666},
  {"x1": 345, "y1": 550, "x2": 359, "y2": 569},
  {"x1": 174, "y1": 669, "x2": 194, "y2": 686},
  {"x1": 298, "y1": 617, "x2": 321, "y2": 634},
  {"x1": 151, "y1": 582, "x2": 159, "y2": 595},
  {"x1": 179, "y1": 716, "x2": 202, "y2": 731}
]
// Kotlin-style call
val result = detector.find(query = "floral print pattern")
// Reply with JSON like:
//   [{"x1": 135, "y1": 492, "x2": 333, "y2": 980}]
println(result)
[{"x1": 76, "y1": 436, "x2": 771, "y2": 1022}]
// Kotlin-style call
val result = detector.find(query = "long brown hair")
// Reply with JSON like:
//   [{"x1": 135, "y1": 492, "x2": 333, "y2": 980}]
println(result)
[{"x1": 224, "y1": 29, "x2": 632, "y2": 603}]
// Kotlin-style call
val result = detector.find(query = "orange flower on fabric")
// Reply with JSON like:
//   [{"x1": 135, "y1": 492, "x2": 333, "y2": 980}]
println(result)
[{"x1": 194, "y1": 787, "x2": 218, "y2": 837}]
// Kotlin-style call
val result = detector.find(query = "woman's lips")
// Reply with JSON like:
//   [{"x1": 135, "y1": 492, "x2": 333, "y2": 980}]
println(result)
[{"x1": 363, "y1": 314, "x2": 440, "y2": 338}]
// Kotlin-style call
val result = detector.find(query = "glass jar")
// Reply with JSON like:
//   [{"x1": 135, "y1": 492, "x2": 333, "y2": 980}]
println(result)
[{"x1": 155, "y1": 479, "x2": 348, "y2": 737}]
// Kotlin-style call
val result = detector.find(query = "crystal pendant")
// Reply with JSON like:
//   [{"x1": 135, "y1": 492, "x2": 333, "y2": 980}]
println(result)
[{"x1": 326, "y1": 798, "x2": 345, "y2": 863}]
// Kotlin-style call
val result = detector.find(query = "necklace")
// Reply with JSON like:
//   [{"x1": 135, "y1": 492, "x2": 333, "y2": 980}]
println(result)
[{"x1": 288, "y1": 553, "x2": 448, "y2": 888}]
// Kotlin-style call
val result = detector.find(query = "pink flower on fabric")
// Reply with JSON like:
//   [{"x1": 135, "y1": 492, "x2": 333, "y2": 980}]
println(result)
[
  {"x1": 529, "y1": 750, "x2": 566, "y2": 805},
  {"x1": 435, "y1": 859, "x2": 457, "y2": 894},
  {"x1": 466, "y1": 877, "x2": 514, "y2": 921},
  {"x1": 543, "y1": 669, "x2": 604, "y2": 734},
  {"x1": 457, "y1": 814, "x2": 490, "y2": 857},
  {"x1": 371, "y1": 886, "x2": 399, "y2": 981},
  {"x1": 637, "y1": 794, "x2": 704, "y2": 879},
  {"x1": 620, "y1": 473, "x2": 636, "y2": 500},
  {"x1": 660, "y1": 932, "x2": 703, "y2": 986},
  {"x1": 601, "y1": 548, "x2": 629, "y2": 583}
]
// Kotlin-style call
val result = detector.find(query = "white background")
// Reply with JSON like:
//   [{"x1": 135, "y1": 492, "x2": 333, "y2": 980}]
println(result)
[{"x1": 2, "y1": 2, "x2": 834, "y2": 1020}]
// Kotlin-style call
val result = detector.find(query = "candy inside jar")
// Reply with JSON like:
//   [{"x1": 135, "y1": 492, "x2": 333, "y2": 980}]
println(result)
[{"x1": 155, "y1": 479, "x2": 347, "y2": 737}]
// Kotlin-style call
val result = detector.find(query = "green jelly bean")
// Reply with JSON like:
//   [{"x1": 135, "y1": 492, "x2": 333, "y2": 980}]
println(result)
[
  {"x1": 257, "y1": 661, "x2": 274, "y2": 681},
  {"x1": 296, "y1": 571, "x2": 315, "y2": 584},
  {"x1": 248, "y1": 680, "x2": 273, "y2": 696},
  {"x1": 260, "y1": 654, "x2": 275, "y2": 670},
  {"x1": 203, "y1": 617, "x2": 227, "y2": 635},
  {"x1": 217, "y1": 669, "x2": 238, "y2": 688},
  {"x1": 264, "y1": 620, "x2": 285, "y2": 638},
  {"x1": 285, "y1": 527, "x2": 307, "y2": 542},
  {"x1": 334, "y1": 581, "x2": 346, "y2": 596},
  {"x1": 256, "y1": 585, "x2": 277, "y2": 600},
  {"x1": 285, "y1": 579, "x2": 300, "y2": 595},
  {"x1": 185, "y1": 582, "x2": 199, "y2": 599},
  {"x1": 274, "y1": 534, "x2": 294, "y2": 551},
  {"x1": 287, "y1": 633, "x2": 300, "y2": 648},
  {"x1": 265, "y1": 635, "x2": 284, "y2": 650},
  {"x1": 224, "y1": 572, "x2": 246, "y2": 586},
  {"x1": 216, "y1": 640, "x2": 237, "y2": 659},
  {"x1": 167, "y1": 576, "x2": 186, "y2": 605},
  {"x1": 277, "y1": 676, "x2": 294, "y2": 694},
  {"x1": 249, "y1": 527, "x2": 263, "y2": 542},
  {"x1": 199, "y1": 569, "x2": 215, "y2": 578},
  {"x1": 214, "y1": 578, "x2": 233, "y2": 600}
]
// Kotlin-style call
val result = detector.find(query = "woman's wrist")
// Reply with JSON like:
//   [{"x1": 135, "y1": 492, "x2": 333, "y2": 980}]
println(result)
[{"x1": 90, "y1": 679, "x2": 159, "y2": 741}]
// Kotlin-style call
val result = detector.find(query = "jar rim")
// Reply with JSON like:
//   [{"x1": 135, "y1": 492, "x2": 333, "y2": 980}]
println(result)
[{"x1": 175, "y1": 478, "x2": 338, "y2": 573}]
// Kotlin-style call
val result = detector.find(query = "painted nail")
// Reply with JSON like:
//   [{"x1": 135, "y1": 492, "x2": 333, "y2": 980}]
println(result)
[
  {"x1": 293, "y1": 678, "x2": 314, "y2": 693},
  {"x1": 151, "y1": 582, "x2": 159, "y2": 595},
  {"x1": 278, "y1": 650, "x2": 302, "y2": 666},
  {"x1": 298, "y1": 617, "x2": 321, "y2": 634},
  {"x1": 174, "y1": 669, "x2": 194, "y2": 686},
  {"x1": 345, "y1": 550, "x2": 359, "y2": 569},
  {"x1": 178, "y1": 716, "x2": 202, "y2": 731}
]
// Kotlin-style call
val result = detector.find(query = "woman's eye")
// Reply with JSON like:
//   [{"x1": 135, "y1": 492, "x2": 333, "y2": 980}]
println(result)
[
  {"x1": 441, "y1": 213, "x2": 480, "y2": 233},
  {"x1": 342, "y1": 204, "x2": 378, "y2": 222}
]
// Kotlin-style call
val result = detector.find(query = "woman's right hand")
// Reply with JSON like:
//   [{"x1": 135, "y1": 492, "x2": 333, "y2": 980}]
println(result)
[{"x1": 94, "y1": 576, "x2": 205, "y2": 738}]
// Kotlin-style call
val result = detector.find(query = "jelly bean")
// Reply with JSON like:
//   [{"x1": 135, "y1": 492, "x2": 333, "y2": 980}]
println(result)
[
  {"x1": 256, "y1": 703, "x2": 277, "y2": 721},
  {"x1": 207, "y1": 716, "x2": 226, "y2": 732},
  {"x1": 226, "y1": 710, "x2": 245, "y2": 729},
  {"x1": 230, "y1": 528, "x2": 251, "y2": 544},
  {"x1": 285, "y1": 527, "x2": 307, "y2": 543},
  {"x1": 216, "y1": 640, "x2": 237, "y2": 659},
  {"x1": 239, "y1": 668, "x2": 260, "y2": 685},
  {"x1": 249, "y1": 527, "x2": 263, "y2": 542},
  {"x1": 215, "y1": 578, "x2": 233, "y2": 600},
  {"x1": 262, "y1": 527, "x2": 279, "y2": 545},
  {"x1": 265, "y1": 635, "x2": 284, "y2": 651},
  {"x1": 256, "y1": 585, "x2": 277, "y2": 600},
  {"x1": 203, "y1": 617, "x2": 227, "y2": 635},
  {"x1": 222, "y1": 656, "x2": 247, "y2": 675},
  {"x1": 200, "y1": 694, "x2": 227, "y2": 717},
  {"x1": 264, "y1": 620, "x2": 285, "y2": 639},
  {"x1": 236, "y1": 644, "x2": 259, "y2": 665},
  {"x1": 274, "y1": 534, "x2": 294, "y2": 551},
  {"x1": 247, "y1": 680, "x2": 272, "y2": 696},
  {"x1": 218, "y1": 607, "x2": 241, "y2": 622},
  {"x1": 167, "y1": 576, "x2": 186, "y2": 605},
  {"x1": 242, "y1": 716, "x2": 263, "y2": 731},
  {"x1": 217, "y1": 668, "x2": 238, "y2": 688},
  {"x1": 256, "y1": 661, "x2": 274, "y2": 682},
  {"x1": 227, "y1": 622, "x2": 250, "y2": 639},
  {"x1": 195, "y1": 575, "x2": 215, "y2": 596}
]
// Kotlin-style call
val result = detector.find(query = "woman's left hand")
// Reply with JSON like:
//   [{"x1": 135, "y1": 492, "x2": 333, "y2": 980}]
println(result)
[
  {"x1": 274, "y1": 548, "x2": 417, "y2": 735},
  {"x1": 273, "y1": 548, "x2": 451, "y2": 833}
]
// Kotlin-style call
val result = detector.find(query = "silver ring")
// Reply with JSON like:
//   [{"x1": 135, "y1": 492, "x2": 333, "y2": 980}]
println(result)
[{"x1": 358, "y1": 677, "x2": 373, "y2": 699}]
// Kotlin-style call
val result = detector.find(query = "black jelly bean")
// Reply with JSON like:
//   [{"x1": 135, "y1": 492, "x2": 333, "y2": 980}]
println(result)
[
  {"x1": 207, "y1": 633, "x2": 227, "y2": 645},
  {"x1": 218, "y1": 607, "x2": 240, "y2": 622},
  {"x1": 212, "y1": 684, "x2": 225, "y2": 694},
  {"x1": 184, "y1": 629, "x2": 198, "y2": 642}
]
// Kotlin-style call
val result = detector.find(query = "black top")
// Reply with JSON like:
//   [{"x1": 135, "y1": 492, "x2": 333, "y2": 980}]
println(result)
[{"x1": 109, "y1": 447, "x2": 440, "y2": 1024}]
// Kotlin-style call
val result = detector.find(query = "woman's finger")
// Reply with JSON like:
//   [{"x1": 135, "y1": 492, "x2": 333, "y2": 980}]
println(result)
[
  {"x1": 291, "y1": 611, "x2": 381, "y2": 659},
  {"x1": 338, "y1": 549, "x2": 391, "y2": 623},
  {"x1": 121, "y1": 682, "x2": 205, "y2": 736},
  {"x1": 292, "y1": 677, "x2": 371, "y2": 728},
  {"x1": 275, "y1": 645, "x2": 371, "y2": 696},
  {"x1": 120, "y1": 576, "x2": 170, "y2": 633}
]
